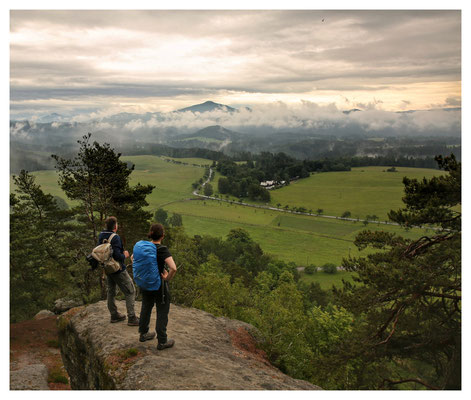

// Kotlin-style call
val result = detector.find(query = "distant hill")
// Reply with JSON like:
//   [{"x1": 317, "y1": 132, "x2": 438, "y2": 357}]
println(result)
[
  {"x1": 167, "y1": 125, "x2": 243, "y2": 153},
  {"x1": 177, "y1": 101, "x2": 236, "y2": 113},
  {"x1": 187, "y1": 125, "x2": 240, "y2": 140}
]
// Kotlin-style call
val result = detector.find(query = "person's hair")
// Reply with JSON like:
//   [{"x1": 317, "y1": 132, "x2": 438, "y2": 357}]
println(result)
[
  {"x1": 105, "y1": 216, "x2": 117, "y2": 231},
  {"x1": 148, "y1": 223, "x2": 165, "y2": 241}
]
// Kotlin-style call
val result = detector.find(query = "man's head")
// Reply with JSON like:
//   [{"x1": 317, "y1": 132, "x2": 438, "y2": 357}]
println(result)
[
  {"x1": 105, "y1": 216, "x2": 118, "y2": 232},
  {"x1": 148, "y1": 223, "x2": 165, "y2": 241}
]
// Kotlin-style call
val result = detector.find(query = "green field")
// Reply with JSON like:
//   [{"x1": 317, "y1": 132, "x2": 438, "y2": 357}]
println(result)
[
  {"x1": 10, "y1": 155, "x2": 205, "y2": 209},
  {"x1": 12, "y1": 156, "x2": 442, "y2": 289},
  {"x1": 164, "y1": 198, "x2": 429, "y2": 266},
  {"x1": 269, "y1": 167, "x2": 444, "y2": 220}
]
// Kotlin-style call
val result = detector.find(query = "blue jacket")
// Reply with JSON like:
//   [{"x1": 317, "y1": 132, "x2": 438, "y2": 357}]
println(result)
[{"x1": 97, "y1": 231, "x2": 126, "y2": 273}]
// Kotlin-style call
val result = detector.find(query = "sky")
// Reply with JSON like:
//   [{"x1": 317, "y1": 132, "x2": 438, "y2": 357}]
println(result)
[{"x1": 9, "y1": 9, "x2": 461, "y2": 120}]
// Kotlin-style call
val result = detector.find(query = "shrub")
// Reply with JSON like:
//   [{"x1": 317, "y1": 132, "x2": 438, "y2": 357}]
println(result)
[
  {"x1": 304, "y1": 265, "x2": 317, "y2": 275},
  {"x1": 321, "y1": 263, "x2": 337, "y2": 274}
]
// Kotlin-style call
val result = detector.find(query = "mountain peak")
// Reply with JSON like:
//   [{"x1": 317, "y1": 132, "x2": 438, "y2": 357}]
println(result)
[{"x1": 177, "y1": 101, "x2": 236, "y2": 113}]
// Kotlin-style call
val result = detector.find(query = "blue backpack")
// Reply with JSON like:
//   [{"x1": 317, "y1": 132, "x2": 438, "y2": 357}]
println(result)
[{"x1": 132, "y1": 240, "x2": 161, "y2": 291}]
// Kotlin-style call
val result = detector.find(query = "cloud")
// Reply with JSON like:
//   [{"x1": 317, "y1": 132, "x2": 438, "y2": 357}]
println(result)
[
  {"x1": 10, "y1": 10, "x2": 461, "y2": 118},
  {"x1": 29, "y1": 102, "x2": 459, "y2": 139}
]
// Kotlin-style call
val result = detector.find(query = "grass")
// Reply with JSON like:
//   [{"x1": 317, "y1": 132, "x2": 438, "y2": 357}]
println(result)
[
  {"x1": 121, "y1": 155, "x2": 205, "y2": 208},
  {"x1": 269, "y1": 166, "x2": 445, "y2": 220},
  {"x1": 299, "y1": 270, "x2": 356, "y2": 290},
  {"x1": 11, "y1": 155, "x2": 205, "y2": 210},
  {"x1": 164, "y1": 198, "x2": 428, "y2": 266}
]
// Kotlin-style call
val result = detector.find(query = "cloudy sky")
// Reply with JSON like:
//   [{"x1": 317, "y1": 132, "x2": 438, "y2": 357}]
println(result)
[{"x1": 10, "y1": 9, "x2": 461, "y2": 120}]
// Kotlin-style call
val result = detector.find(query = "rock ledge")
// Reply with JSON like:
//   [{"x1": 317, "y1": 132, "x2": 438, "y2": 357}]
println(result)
[{"x1": 58, "y1": 300, "x2": 320, "y2": 390}]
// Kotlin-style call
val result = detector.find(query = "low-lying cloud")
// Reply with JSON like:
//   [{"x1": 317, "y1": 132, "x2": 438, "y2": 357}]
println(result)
[{"x1": 11, "y1": 102, "x2": 461, "y2": 141}]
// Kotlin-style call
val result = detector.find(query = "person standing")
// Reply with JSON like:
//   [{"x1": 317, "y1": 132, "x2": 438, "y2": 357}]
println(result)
[
  {"x1": 98, "y1": 216, "x2": 139, "y2": 326},
  {"x1": 133, "y1": 223, "x2": 177, "y2": 350}
]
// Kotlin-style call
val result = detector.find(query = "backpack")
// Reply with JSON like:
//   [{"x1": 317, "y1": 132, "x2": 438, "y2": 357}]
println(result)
[
  {"x1": 91, "y1": 233, "x2": 122, "y2": 275},
  {"x1": 132, "y1": 240, "x2": 161, "y2": 291}
]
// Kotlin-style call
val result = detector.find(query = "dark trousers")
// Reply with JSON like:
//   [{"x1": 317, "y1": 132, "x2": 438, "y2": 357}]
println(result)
[{"x1": 139, "y1": 281, "x2": 170, "y2": 344}]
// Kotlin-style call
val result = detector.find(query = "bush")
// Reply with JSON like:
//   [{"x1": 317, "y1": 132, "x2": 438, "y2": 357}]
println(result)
[
  {"x1": 321, "y1": 263, "x2": 337, "y2": 274},
  {"x1": 304, "y1": 265, "x2": 317, "y2": 275}
]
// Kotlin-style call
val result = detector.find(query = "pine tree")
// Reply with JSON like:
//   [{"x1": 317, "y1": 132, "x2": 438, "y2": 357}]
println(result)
[
  {"x1": 52, "y1": 133, "x2": 154, "y2": 243},
  {"x1": 52, "y1": 134, "x2": 155, "y2": 297},
  {"x1": 335, "y1": 155, "x2": 461, "y2": 389},
  {"x1": 10, "y1": 171, "x2": 94, "y2": 321}
]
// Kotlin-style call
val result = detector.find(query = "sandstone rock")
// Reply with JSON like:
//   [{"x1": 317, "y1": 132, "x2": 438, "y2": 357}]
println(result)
[
  {"x1": 10, "y1": 363, "x2": 49, "y2": 390},
  {"x1": 33, "y1": 310, "x2": 55, "y2": 320},
  {"x1": 53, "y1": 298, "x2": 83, "y2": 314},
  {"x1": 58, "y1": 300, "x2": 321, "y2": 390}
]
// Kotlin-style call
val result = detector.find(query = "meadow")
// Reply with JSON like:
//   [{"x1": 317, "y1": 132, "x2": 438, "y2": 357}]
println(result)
[
  {"x1": 10, "y1": 155, "x2": 206, "y2": 208},
  {"x1": 269, "y1": 166, "x2": 445, "y2": 220},
  {"x1": 164, "y1": 199, "x2": 429, "y2": 266},
  {"x1": 12, "y1": 156, "x2": 442, "y2": 289}
]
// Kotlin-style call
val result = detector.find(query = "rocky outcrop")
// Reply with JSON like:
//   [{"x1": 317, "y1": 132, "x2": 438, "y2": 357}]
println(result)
[
  {"x1": 34, "y1": 310, "x2": 55, "y2": 320},
  {"x1": 58, "y1": 300, "x2": 320, "y2": 390},
  {"x1": 54, "y1": 298, "x2": 83, "y2": 314}
]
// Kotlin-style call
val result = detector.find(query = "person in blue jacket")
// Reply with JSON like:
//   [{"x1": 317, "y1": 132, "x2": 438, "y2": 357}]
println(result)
[
  {"x1": 97, "y1": 216, "x2": 139, "y2": 326},
  {"x1": 133, "y1": 223, "x2": 177, "y2": 350}
]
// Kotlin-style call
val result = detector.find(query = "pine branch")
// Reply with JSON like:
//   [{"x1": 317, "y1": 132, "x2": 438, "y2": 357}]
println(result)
[
  {"x1": 423, "y1": 291, "x2": 461, "y2": 301},
  {"x1": 380, "y1": 377, "x2": 440, "y2": 390}
]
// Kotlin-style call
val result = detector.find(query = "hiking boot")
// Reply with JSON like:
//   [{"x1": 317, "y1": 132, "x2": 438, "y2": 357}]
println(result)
[
  {"x1": 139, "y1": 332, "x2": 156, "y2": 342},
  {"x1": 157, "y1": 339, "x2": 175, "y2": 350},
  {"x1": 127, "y1": 316, "x2": 140, "y2": 326},
  {"x1": 110, "y1": 312, "x2": 126, "y2": 323}
]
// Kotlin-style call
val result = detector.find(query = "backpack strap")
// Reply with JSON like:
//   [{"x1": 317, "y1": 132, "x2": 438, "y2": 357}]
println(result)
[{"x1": 103, "y1": 232, "x2": 117, "y2": 244}]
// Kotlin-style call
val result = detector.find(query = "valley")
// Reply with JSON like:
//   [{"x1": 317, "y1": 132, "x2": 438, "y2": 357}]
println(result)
[{"x1": 12, "y1": 154, "x2": 441, "y2": 289}]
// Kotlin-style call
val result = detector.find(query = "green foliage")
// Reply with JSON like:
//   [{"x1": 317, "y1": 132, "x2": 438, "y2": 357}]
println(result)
[
  {"x1": 335, "y1": 155, "x2": 461, "y2": 390},
  {"x1": 154, "y1": 208, "x2": 168, "y2": 225},
  {"x1": 298, "y1": 281, "x2": 329, "y2": 308},
  {"x1": 203, "y1": 183, "x2": 213, "y2": 196},
  {"x1": 52, "y1": 133, "x2": 154, "y2": 245},
  {"x1": 321, "y1": 263, "x2": 337, "y2": 274},
  {"x1": 304, "y1": 264, "x2": 316, "y2": 275},
  {"x1": 10, "y1": 171, "x2": 94, "y2": 322},
  {"x1": 168, "y1": 213, "x2": 183, "y2": 227}
]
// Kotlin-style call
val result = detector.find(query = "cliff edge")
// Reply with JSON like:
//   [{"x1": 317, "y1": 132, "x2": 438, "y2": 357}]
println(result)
[{"x1": 58, "y1": 300, "x2": 320, "y2": 390}]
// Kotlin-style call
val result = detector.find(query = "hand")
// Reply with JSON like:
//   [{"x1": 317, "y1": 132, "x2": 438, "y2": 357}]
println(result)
[
  {"x1": 161, "y1": 270, "x2": 169, "y2": 281},
  {"x1": 124, "y1": 250, "x2": 130, "y2": 258}
]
